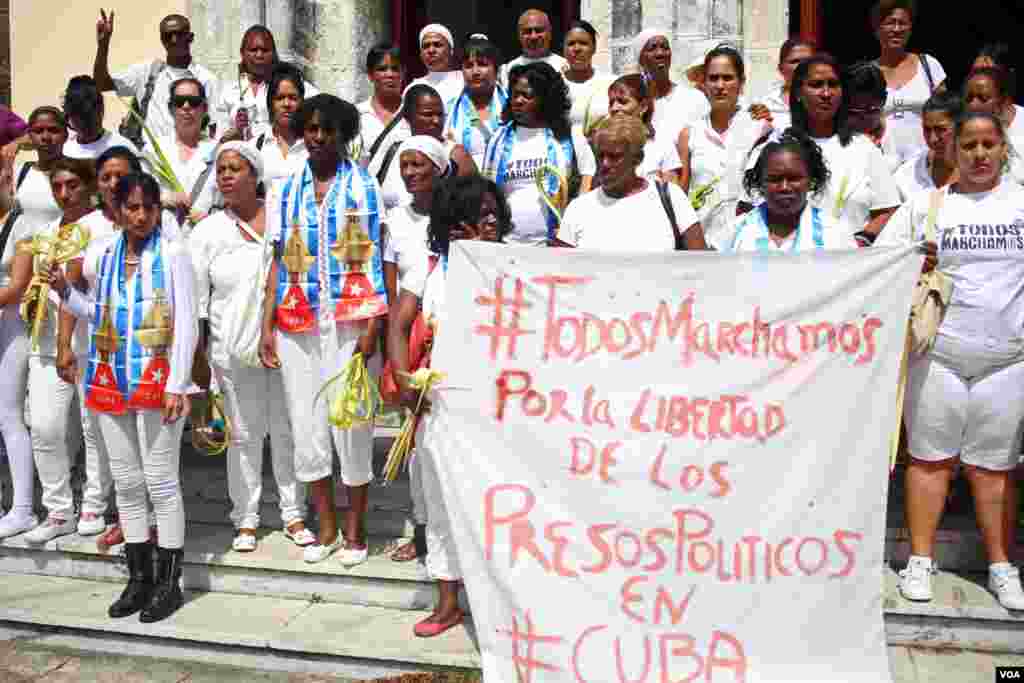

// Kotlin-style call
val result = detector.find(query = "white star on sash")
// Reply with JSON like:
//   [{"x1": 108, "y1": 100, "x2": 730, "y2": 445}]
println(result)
[
  {"x1": 348, "y1": 282, "x2": 364, "y2": 296},
  {"x1": 98, "y1": 374, "x2": 109, "y2": 386},
  {"x1": 284, "y1": 294, "x2": 298, "y2": 309},
  {"x1": 152, "y1": 368, "x2": 165, "y2": 384}
]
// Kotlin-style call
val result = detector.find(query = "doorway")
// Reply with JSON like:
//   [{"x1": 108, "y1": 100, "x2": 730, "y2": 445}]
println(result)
[{"x1": 395, "y1": 0, "x2": 580, "y2": 80}]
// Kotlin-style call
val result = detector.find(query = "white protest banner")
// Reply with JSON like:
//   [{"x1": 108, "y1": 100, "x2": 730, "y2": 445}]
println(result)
[{"x1": 427, "y1": 242, "x2": 921, "y2": 683}]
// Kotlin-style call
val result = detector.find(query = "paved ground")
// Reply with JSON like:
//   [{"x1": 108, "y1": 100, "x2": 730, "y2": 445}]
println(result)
[{"x1": 0, "y1": 640, "x2": 1020, "y2": 683}]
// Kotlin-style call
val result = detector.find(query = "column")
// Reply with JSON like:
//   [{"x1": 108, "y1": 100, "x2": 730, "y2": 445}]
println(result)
[
  {"x1": 295, "y1": 0, "x2": 389, "y2": 101},
  {"x1": 743, "y1": 0, "x2": 789, "y2": 95}
]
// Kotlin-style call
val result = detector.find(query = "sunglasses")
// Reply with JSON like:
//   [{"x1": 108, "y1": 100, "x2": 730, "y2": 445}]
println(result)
[
  {"x1": 171, "y1": 94, "x2": 205, "y2": 109},
  {"x1": 848, "y1": 105, "x2": 884, "y2": 116},
  {"x1": 161, "y1": 29, "x2": 192, "y2": 42}
]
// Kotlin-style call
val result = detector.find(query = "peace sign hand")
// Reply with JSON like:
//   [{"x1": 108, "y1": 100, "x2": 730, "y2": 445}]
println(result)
[{"x1": 97, "y1": 9, "x2": 115, "y2": 45}]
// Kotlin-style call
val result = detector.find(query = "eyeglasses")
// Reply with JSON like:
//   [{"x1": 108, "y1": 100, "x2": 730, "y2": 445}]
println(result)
[
  {"x1": 171, "y1": 95, "x2": 205, "y2": 109},
  {"x1": 848, "y1": 105, "x2": 884, "y2": 116}
]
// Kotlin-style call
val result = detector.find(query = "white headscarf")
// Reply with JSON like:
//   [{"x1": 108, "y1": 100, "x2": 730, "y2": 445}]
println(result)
[
  {"x1": 218, "y1": 140, "x2": 265, "y2": 182},
  {"x1": 632, "y1": 28, "x2": 671, "y2": 65},
  {"x1": 419, "y1": 23, "x2": 454, "y2": 49},
  {"x1": 397, "y1": 135, "x2": 448, "y2": 171}
]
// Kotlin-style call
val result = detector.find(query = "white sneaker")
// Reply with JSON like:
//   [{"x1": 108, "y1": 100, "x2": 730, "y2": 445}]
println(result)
[
  {"x1": 303, "y1": 535, "x2": 343, "y2": 564},
  {"x1": 77, "y1": 513, "x2": 106, "y2": 536},
  {"x1": 338, "y1": 543, "x2": 368, "y2": 567},
  {"x1": 22, "y1": 516, "x2": 77, "y2": 545},
  {"x1": 898, "y1": 556, "x2": 935, "y2": 601},
  {"x1": 0, "y1": 512, "x2": 38, "y2": 539},
  {"x1": 988, "y1": 565, "x2": 1024, "y2": 611}
]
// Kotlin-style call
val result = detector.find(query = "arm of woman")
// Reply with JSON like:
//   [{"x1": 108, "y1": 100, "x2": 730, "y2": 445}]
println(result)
[
  {"x1": 258, "y1": 258, "x2": 280, "y2": 368},
  {"x1": 863, "y1": 207, "x2": 897, "y2": 238},
  {"x1": 387, "y1": 289, "x2": 422, "y2": 411},
  {"x1": 164, "y1": 243, "x2": 198, "y2": 423},
  {"x1": 676, "y1": 127, "x2": 692, "y2": 193},
  {"x1": 0, "y1": 244, "x2": 33, "y2": 308},
  {"x1": 573, "y1": 132, "x2": 595, "y2": 195},
  {"x1": 452, "y1": 144, "x2": 478, "y2": 177},
  {"x1": 55, "y1": 257, "x2": 87, "y2": 385}
]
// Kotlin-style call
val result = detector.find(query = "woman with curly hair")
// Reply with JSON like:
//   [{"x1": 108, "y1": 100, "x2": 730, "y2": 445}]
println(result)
[
  {"x1": 388, "y1": 174, "x2": 513, "y2": 637},
  {"x1": 482, "y1": 61, "x2": 594, "y2": 245},
  {"x1": 715, "y1": 129, "x2": 855, "y2": 251}
]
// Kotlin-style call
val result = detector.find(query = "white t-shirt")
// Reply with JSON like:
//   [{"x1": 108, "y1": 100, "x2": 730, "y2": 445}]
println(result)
[
  {"x1": 640, "y1": 135, "x2": 682, "y2": 179},
  {"x1": 805, "y1": 133, "x2": 901, "y2": 233},
  {"x1": 566, "y1": 72, "x2": 613, "y2": 135},
  {"x1": 357, "y1": 98, "x2": 411, "y2": 180},
  {"x1": 652, "y1": 85, "x2": 710, "y2": 144},
  {"x1": 1005, "y1": 105, "x2": 1024, "y2": 187},
  {"x1": 249, "y1": 126, "x2": 309, "y2": 191},
  {"x1": 142, "y1": 135, "x2": 219, "y2": 214},
  {"x1": 879, "y1": 184, "x2": 1024, "y2": 349},
  {"x1": 558, "y1": 181, "x2": 698, "y2": 252},
  {"x1": 444, "y1": 90, "x2": 506, "y2": 168},
  {"x1": 883, "y1": 54, "x2": 946, "y2": 168},
  {"x1": 492, "y1": 127, "x2": 597, "y2": 245},
  {"x1": 382, "y1": 205, "x2": 430, "y2": 290},
  {"x1": 187, "y1": 209, "x2": 267, "y2": 368},
  {"x1": 379, "y1": 139, "x2": 458, "y2": 212},
  {"x1": 894, "y1": 151, "x2": 943, "y2": 201},
  {"x1": 63, "y1": 130, "x2": 139, "y2": 160},
  {"x1": 111, "y1": 60, "x2": 219, "y2": 140},
  {"x1": 11, "y1": 162, "x2": 61, "y2": 259},
  {"x1": 410, "y1": 71, "x2": 464, "y2": 108},
  {"x1": 213, "y1": 76, "x2": 319, "y2": 134},
  {"x1": 712, "y1": 205, "x2": 855, "y2": 252},
  {"x1": 499, "y1": 53, "x2": 569, "y2": 89},
  {"x1": 752, "y1": 82, "x2": 791, "y2": 132}
]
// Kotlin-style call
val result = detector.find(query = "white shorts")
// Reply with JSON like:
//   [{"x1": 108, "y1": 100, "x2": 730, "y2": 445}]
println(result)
[{"x1": 904, "y1": 332, "x2": 1024, "y2": 471}]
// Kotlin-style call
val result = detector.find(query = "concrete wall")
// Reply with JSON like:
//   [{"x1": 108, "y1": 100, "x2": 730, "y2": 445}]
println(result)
[{"x1": 11, "y1": 0, "x2": 187, "y2": 125}]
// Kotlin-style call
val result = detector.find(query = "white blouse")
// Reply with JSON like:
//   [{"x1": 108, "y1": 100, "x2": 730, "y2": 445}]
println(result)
[
  {"x1": 249, "y1": 125, "x2": 309, "y2": 191},
  {"x1": 356, "y1": 98, "x2": 411, "y2": 180},
  {"x1": 64, "y1": 230, "x2": 198, "y2": 395},
  {"x1": 808, "y1": 133, "x2": 901, "y2": 234},
  {"x1": 142, "y1": 135, "x2": 219, "y2": 216}
]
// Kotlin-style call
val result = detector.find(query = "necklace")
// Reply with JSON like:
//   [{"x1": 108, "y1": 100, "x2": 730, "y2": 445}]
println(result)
[{"x1": 125, "y1": 253, "x2": 140, "y2": 266}]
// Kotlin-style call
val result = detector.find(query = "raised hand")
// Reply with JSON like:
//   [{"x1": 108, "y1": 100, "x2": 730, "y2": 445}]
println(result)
[{"x1": 97, "y1": 9, "x2": 115, "y2": 44}]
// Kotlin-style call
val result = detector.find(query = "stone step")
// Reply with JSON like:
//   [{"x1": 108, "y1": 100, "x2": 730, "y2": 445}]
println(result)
[
  {"x1": 0, "y1": 521, "x2": 441, "y2": 610},
  {"x1": 0, "y1": 571, "x2": 480, "y2": 678}
]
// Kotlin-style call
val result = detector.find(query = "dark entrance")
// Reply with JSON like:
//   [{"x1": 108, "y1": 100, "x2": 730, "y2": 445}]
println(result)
[
  {"x1": 392, "y1": 0, "x2": 580, "y2": 80},
  {"x1": 792, "y1": 0, "x2": 1023, "y2": 98}
]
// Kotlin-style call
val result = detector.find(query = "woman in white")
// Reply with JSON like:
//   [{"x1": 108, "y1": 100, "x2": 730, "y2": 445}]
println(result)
[
  {"x1": 894, "y1": 93, "x2": 960, "y2": 200},
  {"x1": 483, "y1": 61, "x2": 595, "y2": 246},
  {"x1": 679, "y1": 46, "x2": 772, "y2": 244},
  {"x1": 249, "y1": 63, "x2": 309, "y2": 189},
  {"x1": 257, "y1": 95, "x2": 388, "y2": 567},
  {"x1": 558, "y1": 115, "x2": 706, "y2": 252},
  {"x1": 53, "y1": 172, "x2": 197, "y2": 623},
  {"x1": 962, "y1": 67, "x2": 1024, "y2": 185},
  {"x1": 381, "y1": 136, "x2": 446, "y2": 563},
  {"x1": 20, "y1": 159, "x2": 111, "y2": 545},
  {"x1": 214, "y1": 25, "x2": 320, "y2": 140},
  {"x1": 603, "y1": 74, "x2": 682, "y2": 185},
  {"x1": 879, "y1": 113, "x2": 1024, "y2": 610},
  {"x1": 143, "y1": 77, "x2": 218, "y2": 230},
  {"x1": 750, "y1": 37, "x2": 815, "y2": 133},
  {"x1": 872, "y1": 0, "x2": 946, "y2": 166},
  {"x1": 561, "y1": 20, "x2": 611, "y2": 138},
  {"x1": 189, "y1": 143, "x2": 314, "y2": 553},
  {"x1": 388, "y1": 174, "x2": 512, "y2": 637},
  {"x1": 715, "y1": 130, "x2": 855, "y2": 252},
  {"x1": 633, "y1": 29, "x2": 709, "y2": 146},
  {"x1": 445, "y1": 36, "x2": 507, "y2": 168},
  {"x1": 13, "y1": 107, "x2": 65, "y2": 242},
  {"x1": 56, "y1": 147, "x2": 177, "y2": 549},
  {"x1": 0, "y1": 151, "x2": 41, "y2": 540},
  {"x1": 357, "y1": 44, "x2": 408, "y2": 179},
  {"x1": 782, "y1": 54, "x2": 900, "y2": 242},
  {"x1": 380, "y1": 84, "x2": 476, "y2": 212},
  {"x1": 846, "y1": 62, "x2": 901, "y2": 171},
  {"x1": 410, "y1": 24, "x2": 464, "y2": 107}
]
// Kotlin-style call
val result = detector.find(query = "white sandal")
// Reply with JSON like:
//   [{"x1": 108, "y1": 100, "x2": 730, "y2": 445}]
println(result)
[
  {"x1": 284, "y1": 524, "x2": 316, "y2": 547},
  {"x1": 232, "y1": 531, "x2": 257, "y2": 552}
]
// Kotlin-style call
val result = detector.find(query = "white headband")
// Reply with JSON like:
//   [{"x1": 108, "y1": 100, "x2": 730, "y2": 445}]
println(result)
[
  {"x1": 397, "y1": 135, "x2": 449, "y2": 172},
  {"x1": 217, "y1": 140, "x2": 264, "y2": 182},
  {"x1": 419, "y1": 24, "x2": 454, "y2": 49},
  {"x1": 633, "y1": 28, "x2": 670, "y2": 64}
]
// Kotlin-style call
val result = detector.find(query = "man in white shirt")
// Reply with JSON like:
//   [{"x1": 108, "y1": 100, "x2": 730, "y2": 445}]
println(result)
[
  {"x1": 92, "y1": 10, "x2": 219, "y2": 142},
  {"x1": 499, "y1": 10, "x2": 569, "y2": 89}
]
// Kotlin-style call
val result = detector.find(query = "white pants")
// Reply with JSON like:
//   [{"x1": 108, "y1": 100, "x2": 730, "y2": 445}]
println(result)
[
  {"x1": 417, "y1": 408, "x2": 461, "y2": 581},
  {"x1": 95, "y1": 409, "x2": 185, "y2": 548},
  {"x1": 28, "y1": 355, "x2": 112, "y2": 520},
  {"x1": 214, "y1": 360, "x2": 305, "y2": 529},
  {"x1": 0, "y1": 306, "x2": 31, "y2": 516},
  {"x1": 277, "y1": 320, "x2": 379, "y2": 486},
  {"x1": 409, "y1": 449, "x2": 426, "y2": 525}
]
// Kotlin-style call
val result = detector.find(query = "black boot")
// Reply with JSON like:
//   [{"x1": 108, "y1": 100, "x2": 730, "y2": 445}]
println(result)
[
  {"x1": 413, "y1": 523, "x2": 427, "y2": 557},
  {"x1": 108, "y1": 542, "x2": 153, "y2": 618},
  {"x1": 139, "y1": 547, "x2": 184, "y2": 623}
]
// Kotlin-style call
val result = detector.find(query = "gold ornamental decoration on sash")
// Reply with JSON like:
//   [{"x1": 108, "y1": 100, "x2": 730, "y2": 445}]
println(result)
[
  {"x1": 20, "y1": 222, "x2": 91, "y2": 351},
  {"x1": 534, "y1": 164, "x2": 569, "y2": 224},
  {"x1": 127, "y1": 289, "x2": 174, "y2": 411},
  {"x1": 332, "y1": 213, "x2": 385, "y2": 320},
  {"x1": 276, "y1": 226, "x2": 317, "y2": 332}
]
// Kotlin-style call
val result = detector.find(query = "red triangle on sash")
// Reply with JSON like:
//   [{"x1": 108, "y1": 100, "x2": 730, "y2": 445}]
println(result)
[
  {"x1": 335, "y1": 272, "x2": 387, "y2": 321},
  {"x1": 276, "y1": 284, "x2": 316, "y2": 332},
  {"x1": 85, "y1": 362, "x2": 126, "y2": 415},
  {"x1": 127, "y1": 356, "x2": 171, "y2": 411}
]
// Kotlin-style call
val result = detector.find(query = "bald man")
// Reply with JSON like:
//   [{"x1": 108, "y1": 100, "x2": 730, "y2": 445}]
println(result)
[
  {"x1": 498, "y1": 9, "x2": 569, "y2": 89},
  {"x1": 93, "y1": 10, "x2": 219, "y2": 141}
]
